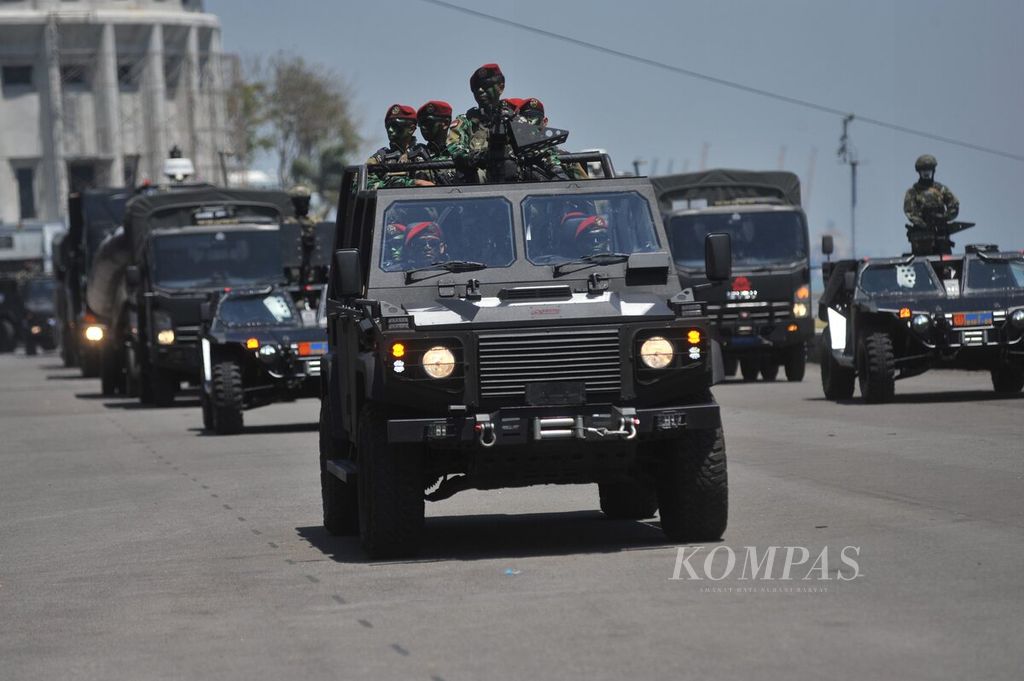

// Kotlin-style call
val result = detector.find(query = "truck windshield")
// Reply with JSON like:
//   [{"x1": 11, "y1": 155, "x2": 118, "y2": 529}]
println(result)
[
  {"x1": 380, "y1": 197, "x2": 515, "y2": 272},
  {"x1": 151, "y1": 230, "x2": 282, "y2": 289},
  {"x1": 964, "y1": 258, "x2": 1024, "y2": 291},
  {"x1": 521, "y1": 191, "x2": 661, "y2": 264},
  {"x1": 667, "y1": 211, "x2": 807, "y2": 268},
  {"x1": 217, "y1": 293, "x2": 296, "y2": 327},
  {"x1": 859, "y1": 262, "x2": 942, "y2": 295}
]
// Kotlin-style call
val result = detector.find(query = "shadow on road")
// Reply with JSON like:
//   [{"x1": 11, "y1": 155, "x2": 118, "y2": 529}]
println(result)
[
  {"x1": 103, "y1": 398, "x2": 201, "y2": 410},
  {"x1": 45, "y1": 373, "x2": 87, "y2": 381},
  {"x1": 188, "y1": 421, "x2": 317, "y2": 437},
  {"x1": 297, "y1": 510, "x2": 675, "y2": 564},
  {"x1": 807, "y1": 390, "x2": 1023, "y2": 405}
]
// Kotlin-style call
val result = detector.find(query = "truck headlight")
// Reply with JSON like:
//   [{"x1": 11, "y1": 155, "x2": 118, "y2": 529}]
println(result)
[
  {"x1": 1011, "y1": 309, "x2": 1024, "y2": 329},
  {"x1": 792, "y1": 302, "x2": 809, "y2": 318},
  {"x1": 258, "y1": 344, "x2": 278, "y2": 361},
  {"x1": 640, "y1": 336, "x2": 674, "y2": 369},
  {"x1": 84, "y1": 325, "x2": 104, "y2": 342},
  {"x1": 422, "y1": 345, "x2": 455, "y2": 379},
  {"x1": 792, "y1": 284, "x2": 810, "y2": 318},
  {"x1": 156, "y1": 329, "x2": 175, "y2": 345},
  {"x1": 911, "y1": 314, "x2": 931, "y2": 332}
]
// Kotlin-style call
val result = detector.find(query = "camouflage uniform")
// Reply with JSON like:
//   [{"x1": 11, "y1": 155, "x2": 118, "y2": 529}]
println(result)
[
  {"x1": 409, "y1": 100, "x2": 455, "y2": 186},
  {"x1": 367, "y1": 104, "x2": 418, "y2": 190},
  {"x1": 513, "y1": 97, "x2": 578, "y2": 180},
  {"x1": 446, "y1": 64, "x2": 516, "y2": 183},
  {"x1": 904, "y1": 181, "x2": 959, "y2": 228}
]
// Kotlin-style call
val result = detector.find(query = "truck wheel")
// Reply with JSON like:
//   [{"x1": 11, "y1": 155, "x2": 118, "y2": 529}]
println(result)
[
  {"x1": 857, "y1": 331, "x2": 895, "y2": 403},
  {"x1": 79, "y1": 349, "x2": 100, "y2": 378},
  {"x1": 100, "y1": 343, "x2": 120, "y2": 396},
  {"x1": 200, "y1": 391, "x2": 214, "y2": 430},
  {"x1": 61, "y1": 329, "x2": 77, "y2": 367},
  {"x1": 759, "y1": 357, "x2": 779, "y2": 382},
  {"x1": 599, "y1": 480, "x2": 658, "y2": 520},
  {"x1": 784, "y1": 344, "x2": 807, "y2": 382},
  {"x1": 991, "y1": 365, "x2": 1024, "y2": 394},
  {"x1": 211, "y1": 361, "x2": 244, "y2": 434},
  {"x1": 723, "y1": 356, "x2": 738, "y2": 378},
  {"x1": 656, "y1": 427, "x2": 728, "y2": 542},
  {"x1": 821, "y1": 326, "x2": 855, "y2": 400},
  {"x1": 0, "y1": 320, "x2": 15, "y2": 353},
  {"x1": 24, "y1": 339, "x2": 37, "y2": 356},
  {"x1": 321, "y1": 402, "x2": 359, "y2": 536},
  {"x1": 357, "y1": 405, "x2": 424, "y2": 558},
  {"x1": 147, "y1": 368, "x2": 177, "y2": 407},
  {"x1": 740, "y1": 358, "x2": 759, "y2": 382}
]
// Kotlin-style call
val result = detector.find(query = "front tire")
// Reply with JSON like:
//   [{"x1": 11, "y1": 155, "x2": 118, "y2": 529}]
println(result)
[
  {"x1": 656, "y1": 427, "x2": 728, "y2": 542},
  {"x1": 357, "y1": 405, "x2": 424, "y2": 559},
  {"x1": 759, "y1": 357, "x2": 779, "y2": 382},
  {"x1": 211, "y1": 361, "x2": 244, "y2": 434},
  {"x1": 723, "y1": 356, "x2": 738, "y2": 378},
  {"x1": 598, "y1": 479, "x2": 658, "y2": 520},
  {"x1": 740, "y1": 358, "x2": 759, "y2": 382},
  {"x1": 320, "y1": 402, "x2": 358, "y2": 535},
  {"x1": 100, "y1": 342, "x2": 121, "y2": 396},
  {"x1": 857, "y1": 331, "x2": 896, "y2": 403},
  {"x1": 821, "y1": 326, "x2": 855, "y2": 400},
  {"x1": 991, "y1": 365, "x2": 1024, "y2": 394},
  {"x1": 784, "y1": 344, "x2": 807, "y2": 382}
]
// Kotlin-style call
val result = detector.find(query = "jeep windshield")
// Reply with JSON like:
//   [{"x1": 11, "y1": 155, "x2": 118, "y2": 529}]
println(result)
[
  {"x1": 522, "y1": 191, "x2": 660, "y2": 266},
  {"x1": 151, "y1": 229, "x2": 282, "y2": 289},
  {"x1": 217, "y1": 292, "x2": 296, "y2": 327},
  {"x1": 964, "y1": 257, "x2": 1024, "y2": 292},
  {"x1": 667, "y1": 211, "x2": 806, "y2": 270},
  {"x1": 22, "y1": 278, "x2": 57, "y2": 313},
  {"x1": 379, "y1": 197, "x2": 515, "y2": 272},
  {"x1": 858, "y1": 261, "x2": 943, "y2": 296}
]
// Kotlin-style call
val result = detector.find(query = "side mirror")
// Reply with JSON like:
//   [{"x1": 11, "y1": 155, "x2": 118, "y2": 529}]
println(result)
[
  {"x1": 704, "y1": 233, "x2": 732, "y2": 282},
  {"x1": 199, "y1": 301, "x2": 214, "y2": 323},
  {"x1": 125, "y1": 265, "x2": 141, "y2": 287},
  {"x1": 333, "y1": 249, "x2": 362, "y2": 298},
  {"x1": 822, "y1": 235, "x2": 834, "y2": 256},
  {"x1": 843, "y1": 270, "x2": 856, "y2": 291}
]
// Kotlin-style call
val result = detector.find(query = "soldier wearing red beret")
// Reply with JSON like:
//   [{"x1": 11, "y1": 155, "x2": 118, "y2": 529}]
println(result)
[
  {"x1": 367, "y1": 104, "x2": 425, "y2": 189},
  {"x1": 446, "y1": 63, "x2": 517, "y2": 183},
  {"x1": 409, "y1": 100, "x2": 455, "y2": 186}
]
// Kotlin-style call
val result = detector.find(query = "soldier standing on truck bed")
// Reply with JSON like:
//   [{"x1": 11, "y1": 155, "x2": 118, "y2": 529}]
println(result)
[
  {"x1": 904, "y1": 154, "x2": 959, "y2": 230},
  {"x1": 446, "y1": 63, "x2": 516, "y2": 184},
  {"x1": 287, "y1": 185, "x2": 319, "y2": 301},
  {"x1": 408, "y1": 100, "x2": 454, "y2": 186},
  {"x1": 367, "y1": 104, "x2": 429, "y2": 190}
]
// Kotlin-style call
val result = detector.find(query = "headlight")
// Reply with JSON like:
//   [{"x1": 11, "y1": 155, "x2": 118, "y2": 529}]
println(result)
[
  {"x1": 84, "y1": 325, "x2": 104, "y2": 342},
  {"x1": 156, "y1": 329, "x2": 175, "y2": 345},
  {"x1": 1011, "y1": 309, "x2": 1024, "y2": 329},
  {"x1": 911, "y1": 314, "x2": 931, "y2": 332},
  {"x1": 792, "y1": 302, "x2": 809, "y2": 318},
  {"x1": 258, "y1": 344, "x2": 277, "y2": 358},
  {"x1": 640, "y1": 336, "x2": 674, "y2": 369},
  {"x1": 30, "y1": 325, "x2": 42, "y2": 335},
  {"x1": 422, "y1": 345, "x2": 455, "y2": 379}
]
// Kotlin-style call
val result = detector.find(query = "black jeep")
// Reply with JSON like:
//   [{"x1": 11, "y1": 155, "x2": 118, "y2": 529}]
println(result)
[
  {"x1": 318, "y1": 153, "x2": 734, "y2": 558},
  {"x1": 819, "y1": 236, "x2": 1024, "y2": 402},
  {"x1": 198, "y1": 285, "x2": 327, "y2": 434}
]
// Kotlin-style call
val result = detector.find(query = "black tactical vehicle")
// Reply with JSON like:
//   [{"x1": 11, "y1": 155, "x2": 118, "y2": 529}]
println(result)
[
  {"x1": 0, "y1": 278, "x2": 21, "y2": 353},
  {"x1": 818, "y1": 235, "x2": 1024, "y2": 402},
  {"x1": 198, "y1": 285, "x2": 327, "y2": 434},
  {"x1": 107, "y1": 188, "x2": 294, "y2": 406},
  {"x1": 19, "y1": 276, "x2": 58, "y2": 355},
  {"x1": 652, "y1": 171, "x2": 813, "y2": 382},
  {"x1": 319, "y1": 153, "x2": 734, "y2": 558}
]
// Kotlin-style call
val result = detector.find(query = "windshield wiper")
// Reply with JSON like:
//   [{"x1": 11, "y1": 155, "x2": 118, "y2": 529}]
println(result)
[
  {"x1": 553, "y1": 252, "x2": 631, "y2": 276},
  {"x1": 405, "y1": 260, "x2": 488, "y2": 283}
]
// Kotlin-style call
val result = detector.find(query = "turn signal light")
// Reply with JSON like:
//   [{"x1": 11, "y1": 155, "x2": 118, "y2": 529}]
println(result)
[
  {"x1": 899, "y1": 307, "x2": 912, "y2": 319},
  {"x1": 795, "y1": 285, "x2": 810, "y2": 300},
  {"x1": 787, "y1": 323, "x2": 799, "y2": 333},
  {"x1": 686, "y1": 330, "x2": 702, "y2": 345},
  {"x1": 391, "y1": 342, "x2": 406, "y2": 358},
  {"x1": 245, "y1": 337, "x2": 260, "y2": 350}
]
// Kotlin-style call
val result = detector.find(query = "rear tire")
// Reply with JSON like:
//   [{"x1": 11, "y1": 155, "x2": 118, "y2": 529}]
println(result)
[
  {"x1": 821, "y1": 326, "x2": 856, "y2": 400},
  {"x1": 200, "y1": 391, "x2": 214, "y2": 430},
  {"x1": 321, "y1": 402, "x2": 359, "y2": 536},
  {"x1": 784, "y1": 344, "x2": 807, "y2": 382},
  {"x1": 211, "y1": 361, "x2": 244, "y2": 434},
  {"x1": 723, "y1": 356, "x2": 738, "y2": 378},
  {"x1": 656, "y1": 427, "x2": 728, "y2": 542},
  {"x1": 147, "y1": 368, "x2": 177, "y2": 407},
  {"x1": 357, "y1": 405, "x2": 424, "y2": 558},
  {"x1": 0, "y1": 320, "x2": 16, "y2": 353},
  {"x1": 857, "y1": 331, "x2": 896, "y2": 403},
  {"x1": 24, "y1": 340, "x2": 38, "y2": 356},
  {"x1": 60, "y1": 328, "x2": 76, "y2": 367},
  {"x1": 598, "y1": 480, "x2": 658, "y2": 520},
  {"x1": 100, "y1": 343, "x2": 120, "y2": 396},
  {"x1": 991, "y1": 365, "x2": 1024, "y2": 394},
  {"x1": 79, "y1": 348, "x2": 100, "y2": 378},
  {"x1": 759, "y1": 357, "x2": 779, "y2": 382},
  {"x1": 740, "y1": 358, "x2": 759, "y2": 382}
]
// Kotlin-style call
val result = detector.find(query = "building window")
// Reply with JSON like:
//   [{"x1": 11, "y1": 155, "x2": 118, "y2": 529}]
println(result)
[
  {"x1": 15, "y1": 166, "x2": 36, "y2": 220},
  {"x1": 118, "y1": 62, "x2": 140, "y2": 91},
  {"x1": 60, "y1": 64, "x2": 89, "y2": 88},
  {"x1": 2, "y1": 65, "x2": 33, "y2": 92},
  {"x1": 123, "y1": 155, "x2": 140, "y2": 188}
]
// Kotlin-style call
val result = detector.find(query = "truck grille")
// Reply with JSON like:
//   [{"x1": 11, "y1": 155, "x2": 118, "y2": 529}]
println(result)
[
  {"x1": 477, "y1": 327, "x2": 621, "y2": 400},
  {"x1": 173, "y1": 324, "x2": 201, "y2": 344},
  {"x1": 706, "y1": 301, "x2": 790, "y2": 323}
]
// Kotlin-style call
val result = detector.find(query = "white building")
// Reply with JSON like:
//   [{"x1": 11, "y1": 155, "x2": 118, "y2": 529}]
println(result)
[{"x1": 0, "y1": 0, "x2": 228, "y2": 224}]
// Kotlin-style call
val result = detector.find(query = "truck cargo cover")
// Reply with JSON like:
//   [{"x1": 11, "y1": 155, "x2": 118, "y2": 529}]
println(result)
[{"x1": 650, "y1": 169, "x2": 802, "y2": 209}]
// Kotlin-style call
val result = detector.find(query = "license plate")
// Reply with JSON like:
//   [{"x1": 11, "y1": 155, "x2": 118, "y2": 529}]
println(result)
[
  {"x1": 525, "y1": 381, "x2": 586, "y2": 406},
  {"x1": 729, "y1": 336, "x2": 761, "y2": 346},
  {"x1": 952, "y1": 311, "x2": 992, "y2": 328},
  {"x1": 298, "y1": 341, "x2": 327, "y2": 356}
]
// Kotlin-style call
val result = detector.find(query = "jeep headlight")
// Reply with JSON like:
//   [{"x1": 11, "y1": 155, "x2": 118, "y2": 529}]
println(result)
[
  {"x1": 422, "y1": 345, "x2": 455, "y2": 379},
  {"x1": 911, "y1": 314, "x2": 931, "y2": 332},
  {"x1": 640, "y1": 336, "x2": 674, "y2": 369},
  {"x1": 84, "y1": 325, "x2": 104, "y2": 342},
  {"x1": 1011, "y1": 309, "x2": 1024, "y2": 329},
  {"x1": 156, "y1": 329, "x2": 175, "y2": 345}
]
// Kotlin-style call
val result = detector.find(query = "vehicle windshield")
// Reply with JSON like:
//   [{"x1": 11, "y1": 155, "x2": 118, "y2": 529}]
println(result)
[
  {"x1": 522, "y1": 191, "x2": 661, "y2": 265},
  {"x1": 667, "y1": 210, "x2": 807, "y2": 269},
  {"x1": 217, "y1": 292, "x2": 296, "y2": 327},
  {"x1": 380, "y1": 197, "x2": 516, "y2": 272},
  {"x1": 859, "y1": 261, "x2": 942, "y2": 295},
  {"x1": 151, "y1": 230, "x2": 283, "y2": 289},
  {"x1": 964, "y1": 257, "x2": 1024, "y2": 291},
  {"x1": 22, "y1": 278, "x2": 57, "y2": 312}
]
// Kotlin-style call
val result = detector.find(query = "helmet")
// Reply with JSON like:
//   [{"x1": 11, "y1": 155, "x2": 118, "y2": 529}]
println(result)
[
  {"x1": 288, "y1": 185, "x2": 311, "y2": 199},
  {"x1": 914, "y1": 155, "x2": 937, "y2": 171}
]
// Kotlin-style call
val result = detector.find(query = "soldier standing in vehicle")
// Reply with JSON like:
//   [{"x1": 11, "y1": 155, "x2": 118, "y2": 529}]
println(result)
[
  {"x1": 904, "y1": 154, "x2": 959, "y2": 229},
  {"x1": 367, "y1": 104, "x2": 422, "y2": 190},
  {"x1": 514, "y1": 97, "x2": 580, "y2": 180},
  {"x1": 409, "y1": 100, "x2": 454, "y2": 186},
  {"x1": 447, "y1": 63, "x2": 516, "y2": 183},
  {"x1": 287, "y1": 185, "x2": 319, "y2": 299}
]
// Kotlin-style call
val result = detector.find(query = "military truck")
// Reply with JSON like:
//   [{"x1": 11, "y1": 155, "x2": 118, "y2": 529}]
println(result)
[
  {"x1": 102, "y1": 188, "x2": 294, "y2": 406},
  {"x1": 819, "y1": 235, "x2": 1024, "y2": 402},
  {"x1": 318, "y1": 152, "x2": 733, "y2": 558},
  {"x1": 19, "y1": 275, "x2": 58, "y2": 355},
  {"x1": 651, "y1": 171, "x2": 813, "y2": 382},
  {"x1": 198, "y1": 285, "x2": 327, "y2": 434}
]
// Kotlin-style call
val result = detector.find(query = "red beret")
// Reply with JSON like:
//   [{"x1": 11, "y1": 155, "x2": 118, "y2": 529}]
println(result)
[
  {"x1": 405, "y1": 221, "x2": 443, "y2": 244},
  {"x1": 517, "y1": 97, "x2": 544, "y2": 116},
  {"x1": 470, "y1": 63, "x2": 504, "y2": 90},
  {"x1": 503, "y1": 97, "x2": 525, "y2": 110},
  {"x1": 574, "y1": 216, "x2": 607, "y2": 239},
  {"x1": 417, "y1": 100, "x2": 452, "y2": 120},
  {"x1": 560, "y1": 211, "x2": 587, "y2": 224},
  {"x1": 385, "y1": 104, "x2": 417, "y2": 123}
]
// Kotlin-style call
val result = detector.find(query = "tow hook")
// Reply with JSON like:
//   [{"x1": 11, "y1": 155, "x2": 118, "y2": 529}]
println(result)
[{"x1": 474, "y1": 415, "x2": 496, "y2": 447}]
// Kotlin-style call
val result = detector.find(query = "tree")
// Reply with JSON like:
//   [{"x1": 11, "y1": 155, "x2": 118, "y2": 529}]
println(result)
[{"x1": 224, "y1": 56, "x2": 272, "y2": 172}]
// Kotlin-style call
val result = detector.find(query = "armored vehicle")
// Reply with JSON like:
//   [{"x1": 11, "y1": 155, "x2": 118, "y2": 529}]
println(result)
[
  {"x1": 652, "y1": 171, "x2": 813, "y2": 382},
  {"x1": 0, "y1": 278, "x2": 20, "y2": 353},
  {"x1": 319, "y1": 152, "x2": 733, "y2": 558},
  {"x1": 19, "y1": 276, "x2": 58, "y2": 355},
  {"x1": 106, "y1": 188, "x2": 294, "y2": 406},
  {"x1": 198, "y1": 285, "x2": 327, "y2": 434},
  {"x1": 819, "y1": 235, "x2": 1024, "y2": 402}
]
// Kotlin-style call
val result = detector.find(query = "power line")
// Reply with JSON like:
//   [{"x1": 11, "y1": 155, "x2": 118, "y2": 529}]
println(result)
[{"x1": 419, "y1": 0, "x2": 1024, "y2": 164}]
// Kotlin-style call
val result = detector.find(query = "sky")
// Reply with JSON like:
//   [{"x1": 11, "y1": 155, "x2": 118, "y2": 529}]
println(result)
[{"x1": 207, "y1": 0, "x2": 1024, "y2": 261}]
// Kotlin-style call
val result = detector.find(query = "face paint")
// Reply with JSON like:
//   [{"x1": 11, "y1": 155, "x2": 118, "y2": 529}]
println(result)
[
  {"x1": 919, "y1": 170, "x2": 934, "y2": 182},
  {"x1": 419, "y1": 118, "x2": 449, "y2": 145},
  {"x1": 474, "y1": 81, "x2": 504, "y2": 109},
  {"x1": 387, "y1": 120, "x2": 416, "y2": 148}
]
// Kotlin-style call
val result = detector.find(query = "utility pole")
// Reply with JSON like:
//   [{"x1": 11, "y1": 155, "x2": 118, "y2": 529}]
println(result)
[
  {"x1": 837, "y1": 114, "x2": 859, "y2": 257},
  {"x1": 632, "y1": 158, "x2": 646, "y2": 177}
]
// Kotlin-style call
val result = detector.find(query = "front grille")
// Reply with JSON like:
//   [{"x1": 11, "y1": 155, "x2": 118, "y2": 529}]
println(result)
[
  {"x1": 304, "y1": 358, "x2": 322, "y2": 377},
  {"x1": 477, "y1": 327, "x2": 621, "y2": 400},
  {"x1": 174, "y1": 324, "x2": 201, "y2": 344},
  {"x1": 706, "y1": 301, "x2": 791, "y2": 323}
]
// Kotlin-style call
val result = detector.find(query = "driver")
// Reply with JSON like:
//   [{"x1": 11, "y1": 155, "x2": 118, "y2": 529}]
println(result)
[
  {"x1": 572, "y1": 215, "x2": 612, "y2": 256},
  {"x1": 904, "y1": 154, "x2": 959, "y2": 229},
  {"x1": 402, "y1": 221, "x2": 447, "y2": 268}
]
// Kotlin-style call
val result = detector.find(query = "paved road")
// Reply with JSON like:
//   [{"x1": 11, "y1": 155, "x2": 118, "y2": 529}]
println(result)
[{"x1": 1, "y1": 352, "x2": 1022, "y2": 680}]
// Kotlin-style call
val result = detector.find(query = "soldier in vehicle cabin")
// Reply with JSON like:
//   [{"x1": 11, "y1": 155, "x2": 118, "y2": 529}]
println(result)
[
  {"x1": 401, "y1": 221, "x2": 447, "y2": 269},
  {"x1": 904, "y1": 154, "x2": 959, "y2": 230}
]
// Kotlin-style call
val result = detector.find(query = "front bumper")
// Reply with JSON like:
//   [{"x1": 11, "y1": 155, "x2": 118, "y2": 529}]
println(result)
[
  {"x1": 718, "y1": 316, "x2": 814, "y2": 351},
  {"x1": 387, "y1": 402, "x2": 721, "y2": 446}
]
